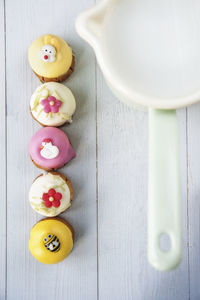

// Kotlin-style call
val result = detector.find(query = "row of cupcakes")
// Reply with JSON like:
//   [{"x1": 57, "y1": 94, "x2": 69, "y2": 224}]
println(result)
[{"x1": 28, "y1": 34, "x2": 77, "y2": 264}]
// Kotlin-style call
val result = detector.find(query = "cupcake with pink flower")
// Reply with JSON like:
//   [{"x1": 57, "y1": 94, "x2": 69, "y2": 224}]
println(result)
[
  {"x1": 30, "y1": 82, "x2": 76, "y2": 127},
  {"x1": 29, "y1": 172, "x2": 73, "y2": 217}
]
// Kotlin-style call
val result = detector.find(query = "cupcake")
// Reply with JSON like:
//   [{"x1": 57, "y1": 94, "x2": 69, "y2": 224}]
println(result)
[
  {"x1": 30, "y1": 82, "x2": 76, "y2": 126},
  {"x1": 29, "y1": 217, "x2": 74, "y2": 264},
  {"x1": 28, "y1": 34, "x2": 75, "y2": 83},
  {"x1": 29, "y1": 172, "x2": 73, "y2": 217},
  {"x1": 29, "y1": 127, "x2": 76, "y2": 171}
]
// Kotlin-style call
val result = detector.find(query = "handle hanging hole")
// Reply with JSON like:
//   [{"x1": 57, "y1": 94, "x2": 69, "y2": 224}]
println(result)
[{"x1": 159, "y1": 233, "x2": 171, "y2": 252}]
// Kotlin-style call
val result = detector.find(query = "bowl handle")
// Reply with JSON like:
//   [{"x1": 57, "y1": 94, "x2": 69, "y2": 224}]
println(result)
[{"x1": 148, "y1": 109, "x2": 182, "y2": 271}]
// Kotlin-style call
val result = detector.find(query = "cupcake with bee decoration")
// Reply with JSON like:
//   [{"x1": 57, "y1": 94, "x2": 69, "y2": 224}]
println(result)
[{"x1": 29, "y1": 217, "x2": 74, "y2": 264}]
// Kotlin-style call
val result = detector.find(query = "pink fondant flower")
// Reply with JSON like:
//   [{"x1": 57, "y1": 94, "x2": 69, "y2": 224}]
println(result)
[
  {"x1": 42, "y1": 188, "x2": 62, "y2": 208},
  {"x1": 41, "y1": 96, "x2": 62, "y2": 113}
]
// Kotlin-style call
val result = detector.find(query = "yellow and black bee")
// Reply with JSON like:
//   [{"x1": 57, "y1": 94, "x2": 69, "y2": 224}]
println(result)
[{"x1": 43, "y1": 234, "x2": 60, "y2": 252}]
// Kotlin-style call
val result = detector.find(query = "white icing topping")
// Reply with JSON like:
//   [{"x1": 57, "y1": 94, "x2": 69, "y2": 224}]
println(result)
[
  {"x1": 41, "y1": 89, "x2": 48, "y2": 97},
  {"x1": 29, "y1": 173, "x2": 71, "y2": 217},
  {"x1": 30, "y1": 82, "x2": 76, "y2": 127},
  {"x1": 40, "y1": 141, "x2": 59, "y2": 159},
  {"x1": 40, "y1": 44, "x2": 56, "y2": 62}
]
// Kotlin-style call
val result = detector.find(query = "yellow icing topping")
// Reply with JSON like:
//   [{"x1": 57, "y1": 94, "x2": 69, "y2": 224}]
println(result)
[
  {"x1": 28, "y1": 34, "x2": 73, "y2": 78},
  {"x1": 29, "y1": 219, "x2": 73, "y2": 264}
]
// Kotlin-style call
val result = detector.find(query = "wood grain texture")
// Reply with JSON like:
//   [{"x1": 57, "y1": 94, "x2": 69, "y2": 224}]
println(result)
[
  {"x1": 2, "y1": 0, "x2": 199, "y2": 299},
  {"x1": 5, "y1": 0, "x2": 97, "y2": 299},
  {"x1": 97, "y1": 68, "x2": 189, "y2": 300},
  {"x1": 187, "y1": 103, "x2": 200, "y2": 300},
  {"x1": 0, "y1": 1, "x2": 6, "y2": 299}
]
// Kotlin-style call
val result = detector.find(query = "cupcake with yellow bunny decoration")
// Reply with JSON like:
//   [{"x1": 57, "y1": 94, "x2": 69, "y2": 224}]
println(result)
[
  {"x1": 28, "y1": 34, "x2": 75, "y2": 83},
  {"x1": 29, "y1": 217, "x2": 74, "y2": 264}
]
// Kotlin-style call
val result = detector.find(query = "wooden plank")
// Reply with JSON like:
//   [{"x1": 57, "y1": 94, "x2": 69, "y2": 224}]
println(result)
[
  {"x1": 187, "y1": 103, "x2": 200, "y2": 300},
  {"x1": 0, "y1": 0, "x2": 6, "y2": 299},
  {"x1": 5, "y1": 0, "x2": 97, "y2": 299},
  {"x1": 97, "y1": 68, "x2": 189, "y2": 300}
]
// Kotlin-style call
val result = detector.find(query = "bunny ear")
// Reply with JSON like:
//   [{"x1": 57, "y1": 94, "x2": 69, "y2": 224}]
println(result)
[
  {"x1": 43, "y1": 34, "x2": 52, "y2": 44},
  {"x1": 43, "y1": 35, "x2": 60, "y2": 51},
  {"x1": 50, "y1": 37, "x2": 60, "y2": 51}
]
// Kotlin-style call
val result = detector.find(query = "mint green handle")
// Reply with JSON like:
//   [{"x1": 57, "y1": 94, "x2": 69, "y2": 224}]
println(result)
[{"x1": 148, "y1": 109, "x2": 181, "y2": 271}]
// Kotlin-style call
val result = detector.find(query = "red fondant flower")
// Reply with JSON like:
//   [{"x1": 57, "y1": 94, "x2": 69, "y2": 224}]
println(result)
[
  {"x1": 41, "y1": 96, "x2": 62, "y2": 113},
  {"x1": 42, "y1": 188, "x2": 62, "y2": 208}
]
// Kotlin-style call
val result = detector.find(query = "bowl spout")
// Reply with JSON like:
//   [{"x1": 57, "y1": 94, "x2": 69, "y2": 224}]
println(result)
[{"x1": 75, "y1": 0, "x2": 114, "y2": 50}]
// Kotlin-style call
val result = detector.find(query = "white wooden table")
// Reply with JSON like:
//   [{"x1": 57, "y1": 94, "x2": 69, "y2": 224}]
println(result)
[{"x1": 0, "y1": 0, "x2": 200, "y2": 299}]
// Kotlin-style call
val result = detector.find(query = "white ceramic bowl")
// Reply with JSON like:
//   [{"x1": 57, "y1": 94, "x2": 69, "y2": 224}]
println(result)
[{"x1": 76, "y1": 0, "x2": 200, "y2": 271}]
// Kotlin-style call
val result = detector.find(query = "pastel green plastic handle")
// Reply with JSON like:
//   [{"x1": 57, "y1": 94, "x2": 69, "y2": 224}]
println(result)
[{"x1": 148, "y1": 109, "x2": 182, "y2": 271}]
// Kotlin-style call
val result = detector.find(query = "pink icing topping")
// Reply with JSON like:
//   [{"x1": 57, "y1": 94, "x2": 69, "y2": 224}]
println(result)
[
  {"x1": 29, "y1": 127, "x2": 76, "y2": 170},
  {"x1": 41, "y1": 96, "x2": 62, "y2": 113}
]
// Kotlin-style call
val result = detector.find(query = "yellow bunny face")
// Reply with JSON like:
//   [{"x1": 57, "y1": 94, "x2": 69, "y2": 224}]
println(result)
[{"x1": 28, "y1": 34, "x2": 73, "y2": 78}]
